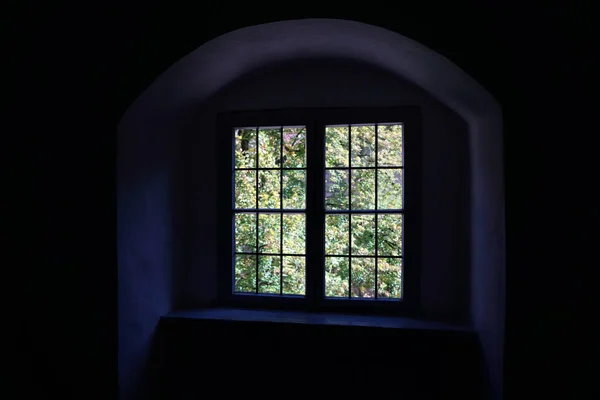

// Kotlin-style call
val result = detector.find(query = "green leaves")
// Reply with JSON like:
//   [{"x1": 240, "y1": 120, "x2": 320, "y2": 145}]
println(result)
[
  {"x1": 234, "y1": 126, "x2": 307, "y2": 295},
  {"x1": 233, "y1": 123, "x2": 404, "y2": 298}
]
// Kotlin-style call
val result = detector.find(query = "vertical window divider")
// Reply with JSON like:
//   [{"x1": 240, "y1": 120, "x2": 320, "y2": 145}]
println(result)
[
  {"x1": 348, "y1": 124, "x2": 352, "y2": 299},
  {"x1": 279, "y1": 127, "x2": 284, "y2": 295},
  {"x1": 374, "y1": 124, "x2": 379, "y2": 299},
  {"x1": 255, "y1": 127, "x2": 259, "y2": 294}
]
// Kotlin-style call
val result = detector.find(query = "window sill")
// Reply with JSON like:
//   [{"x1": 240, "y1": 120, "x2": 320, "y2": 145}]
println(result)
[{"x1": 163, "y1": 307, "x2": 471, "y2": 332}]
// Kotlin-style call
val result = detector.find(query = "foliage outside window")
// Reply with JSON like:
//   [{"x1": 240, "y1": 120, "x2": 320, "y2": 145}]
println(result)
[{"x1": 218, "y1": 107, "x2": 421, "y2": 313}]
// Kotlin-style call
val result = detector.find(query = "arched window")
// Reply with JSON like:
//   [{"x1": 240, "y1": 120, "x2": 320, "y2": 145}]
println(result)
[{"x1": 118, "y1": 19, "x2": 504, "y2": 399}]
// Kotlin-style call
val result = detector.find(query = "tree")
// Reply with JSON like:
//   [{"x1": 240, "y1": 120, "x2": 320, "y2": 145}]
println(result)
[{"x1": 234, "y1": 124, "x2": 403, "y2": 298}]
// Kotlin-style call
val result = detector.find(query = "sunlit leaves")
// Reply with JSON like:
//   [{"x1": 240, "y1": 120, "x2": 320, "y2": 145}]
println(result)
[
  {"x1": 258, "y1": 256, "x2": 280, "y2": 294},
  {"x1": 324, "y1": 121, "x2": 404, "y2": 299},
  {"x1": 351, "y1": 257, "x2": 376, "y2": 298},
  {"x1": 351, "y1": 125, "x2": 376, "y2": 167},
  {"x1": 325, "y1": 257, "x2": 349, "y2": 297},
  {"x1": 351, "y1": 214, "x2": 376, "y2": 255},
  {"x1": 378, "y1": 169, "x2": 403, "y2": 209},
  {"x1": 325, "y1": 126, "x2": 349, "y2": 167},
  {"x1": 235, "y1": 128, "x2": 256, "y2": 168},
  {"x1": 258, "y1": 170, "x2": 280, "y2": 209},
  {"x1": 351, "y1": 169, "x2": 375, "y2": 209},
  {"x1": 325, "y1": 214, "x2": 349, "y2": 255},
  {"x1": 282, "y1": 170, "x2": 305, "y2": 209},
  {"x1": 235, "y1": 171, "x2": 256, "y2": 209},
  {"x1": 258, "y1": 213, "x2": 280, "y2": 253},
  {"x1": 235, "y1": 213, "x2": 256, "y2": 253},
  {"x1": 234, "y1": 126, "x2": 307, "y2": 295},
  {"x1": 282, "y1": 214, "x2": 305, "y2": 254},
  {"x1": 378, "y1": 214, "x2": 402, "y2": 256},
  {"x1": 234, "y1": 121, "x2": 403, "y2": 299},
  {"x1": 235, "y1": 255, "x2": 256, "y2": 293},
  {"x1": 258, "y1": 128, "x2": 280, "y2": 168},
  {"x1": 325, "y1": 170, "x2": 349, "y2": 210},
  {"x1": 283, "y1": 256, "x2": 305, "y2": 295},
  {"x1": 378, "y1": 124, "x2": 403, "y2": 166},
  {"x1": 378, "y1": 258, "x2": 402, "y2": 298},
  {"x1": 283, "y1": 127, "x2": 306, "y2": 167}
]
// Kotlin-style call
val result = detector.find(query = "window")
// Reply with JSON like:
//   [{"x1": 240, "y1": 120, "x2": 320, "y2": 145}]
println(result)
[{"x1": 218, "y1": 107, "x2": 422, "y2": 314}]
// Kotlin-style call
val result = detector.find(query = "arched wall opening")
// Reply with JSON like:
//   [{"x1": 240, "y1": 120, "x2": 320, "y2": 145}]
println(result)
[{"x1": 118, "y1": 18, "x2": 504, "y2": 400}]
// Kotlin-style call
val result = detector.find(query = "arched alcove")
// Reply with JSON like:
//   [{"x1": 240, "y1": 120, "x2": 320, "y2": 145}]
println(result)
[{"x1": 118, "y1": 18, "x2": 504, "y2": 400}]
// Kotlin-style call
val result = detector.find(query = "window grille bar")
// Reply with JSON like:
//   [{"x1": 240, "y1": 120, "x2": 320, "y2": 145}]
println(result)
[
  {"x1": 347, "y1": 124, "x2": 352, "y2": 298},
  {"x1": 280, "y1": 127, "x2": 284, "y2": 295}
]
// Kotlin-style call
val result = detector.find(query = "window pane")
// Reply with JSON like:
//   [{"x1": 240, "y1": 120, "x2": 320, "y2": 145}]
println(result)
[
  {"x1": 282, "y1": 256, "x2": 305, "y2": 295},
  {"x1": 235, "y1": 254, "x2": 256, "y2": 293},
  {"x1": 377, "y1": 258, "x2": 403, "y2": 299},
  {"x1": 325, "y1": 169, "x2": 349, "y2": 210},
  {"x1": 351, "y1": 169, "x2": 375, "y2": 210},
  {"x1": 235, "y1": 213, "x2": 256, "y2": 253},
  {"x1": 351, "y1": 125, "x2": 376, "y2": 167},
  {"x1": 235, "y1": 170, "x2": 256, "y2": 209},
  {"x1": 282, "y1": 214, "x2": 305, "y2": 255},
  {"x1": 235, "y1": 128, "x2": 256, "y2": 168},
  {"x1": 258, "y1": 170, "x2": 280, "y2": 209},
  {"x1": 325, "y1": 126, "x2": 349, "y2": 167},
  {"x1": 258, "y1": 256, "x2": 280, "y2": 294},
  {"x1": 282, "y1": 170, "x2": 306, "y2": 209},
  {"x1": 351, "y1": 214, "x2": 376, "y2": 255},
  {"x1": 258, "y1": 213, "x2": 280, "y2": 254},
  {"x1": 325, "y1": 214, "x2": 349, "y2": 255},
  {"x1": 378, "y1": 124, "x2": 403, "y2": 167},
  {"x1": 378, "y1": 169, "x2": 403, "y2": 209},
  {"x1": 351, "y1": 257, "x2": 376, "y2": 298},
  {"x1": 258, "y1": 128, "x2": 281, "y2": 168},
  {"x1": 377, "y1": 214, "x2": 403, "y2": 256},
  {"x1": 283, "y1": 127, "x2": 306, "y2": 168},
  {"x1": 325, "y1": 257, "x2": 349, "y2": 297}
]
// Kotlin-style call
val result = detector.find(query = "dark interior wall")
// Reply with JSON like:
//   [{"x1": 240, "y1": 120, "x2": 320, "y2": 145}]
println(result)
[
  {"x1": 115, "y1": 18, "x2": 504, "y2": 400},
  {"x1": 118, "y1": 114, "x2": 186, "y2": 400},
  {"x1": 183, "y1": 57, "x2": 471, "y2": 324}
]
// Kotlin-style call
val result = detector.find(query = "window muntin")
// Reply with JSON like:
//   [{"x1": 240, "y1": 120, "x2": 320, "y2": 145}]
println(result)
[
  {"x1": 232, "y1": 123, "x2": 404, "y2": 300},
  {"x1": 324, "y1": 124, "x2": 404, "y2": 299},
  {"x1": 233, "y1": 126, "x2": 308, "y2": 295}
]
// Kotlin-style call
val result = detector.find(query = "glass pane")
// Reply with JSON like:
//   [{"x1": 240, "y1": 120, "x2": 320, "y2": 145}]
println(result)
[
  {"x1": 258, "y1": 128, "x2": 281, "y2": 168},
  {"x1": 325, "y1": 169, "x2": 349, "y2": 210},
  {"x1": 325, "y1": 126, "x2": 349, "y2": 167},
  {"x1": 351, "y1": 169, "x2": 375, "y2": 210},
  {"x1": 282, "y1": 170, "x2": 306, "y2": 209},
  {"x1": 258, "y1": 213, "x2": 280, "y2": 254},
  {"x1": 258, "y1": 170, "x2": 280, "y2": 209},
  {"x1": 283, "y1": 127, "x2": 306, "y2": 168},
  {"x1": 235, "y1": 254, "x2": 256, "y2": 293},
  {"x1": 351, "y1": 257, "x2": 376, "y2": 298},
  {"x1": 235, "y1": 170, "x2": 256, "y2": 209},
  {"x1": 325, "y1": 257, "x2": 349, "y2": 297},
  {"x1": 258, "y1": 256, "x2": 280, "y2": 294},
  {"x1": 378, "y1": 124, "x2": 403, "y2": 167},
  {"x1": 234, "y1": 128, "x2": 256, "y2": 168},
  {"x1": 351, "y1": 125, "x2": 376, "y2": 167},
  {"x1": 282, "y1": 214, "x2": 305, "y2": 255},
  {"x1": 351, "y1": 214, "x2": 376, "y2": 255},
  {"x1": 235, "y1": 213, "x2": 256, "y2": 253},
  {"x1": 378, "y1": 169, "x2": 403, "y2": 209},
  {"x1": 377, "y1": 258, "x2": 403, "y2": 299},
  {"x1": 325, "y1": 214, "x2": 349, "y2": 255},
  {"x1": 282, "y1": 256, "x2": 305, "y2": 295},
  {"x1": 377, "y1": 214, "x2": 403, "y2": 256}
]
